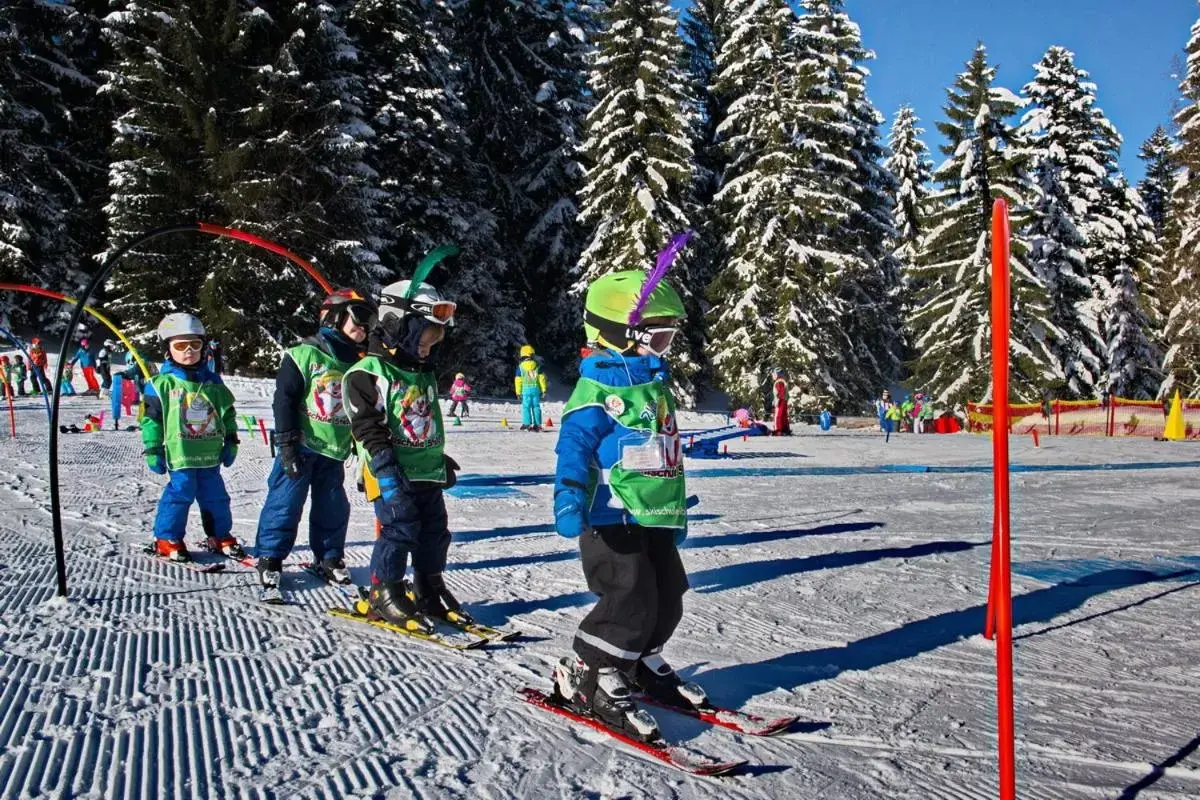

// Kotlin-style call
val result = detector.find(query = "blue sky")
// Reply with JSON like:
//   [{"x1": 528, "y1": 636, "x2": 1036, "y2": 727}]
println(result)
[{"x1": 675, "y1": 0, "x2": 1198, "y2": 182}]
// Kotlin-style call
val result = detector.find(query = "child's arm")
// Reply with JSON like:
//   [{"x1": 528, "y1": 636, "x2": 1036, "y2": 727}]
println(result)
[
  {"x1": 553, "y1": 407, "x2": 611, "y2": 537},
  {"x1": 141, "y1": 382, "x2": 166, "y2": 473},
  {"x1": 344, "y1": 371, "x2": 392, "y2": 461},
  {"x1": 220, "y1": 387, "x2": 239, "y2": 466},
  {"x1": 271, "y1": 354, "x2": 306, "y2": 437}
]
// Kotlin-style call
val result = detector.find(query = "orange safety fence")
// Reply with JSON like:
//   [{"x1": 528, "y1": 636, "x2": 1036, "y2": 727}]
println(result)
[{"x1": 968, "y1": 397, "x2": 1200, "y2": 439}]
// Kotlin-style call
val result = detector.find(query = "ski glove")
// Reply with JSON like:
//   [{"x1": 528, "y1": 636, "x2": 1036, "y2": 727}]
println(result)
[
  {"x1": 369, "y1": 449, "x2": 414, "y2": 525},
  {"x1": 553, "y1": 485, "x2": 589, "y2": 539},
  {"x1": 274, "y1": 430, "x2": 303, "y2": 480},
  {"x1": 221, "y1": 437, "x2": 238, "y2": 467},
  {"x1": 144, "y1": 446, "x2": 166, "y2": 475},
  {"x1": 674, "y1": 524, "x2": 687, "y2": 547},
  {"x1": 443, "y1": 454, "x2": 461, "y2": 489}
]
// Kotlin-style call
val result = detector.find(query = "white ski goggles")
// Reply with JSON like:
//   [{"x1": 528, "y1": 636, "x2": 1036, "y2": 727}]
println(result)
[{"x1": 630, "y1": 325, "x2": 679, "y2": 356}]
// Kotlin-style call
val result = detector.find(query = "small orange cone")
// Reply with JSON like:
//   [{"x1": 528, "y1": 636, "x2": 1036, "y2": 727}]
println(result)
[{"x1": 545, "y1": 417, "x2": 553, "y2": 428}]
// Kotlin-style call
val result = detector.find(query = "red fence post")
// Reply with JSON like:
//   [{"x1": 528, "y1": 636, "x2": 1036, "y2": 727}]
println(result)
[{"x1": 5, "y1": 383, "x2": 14, "y2": 439}]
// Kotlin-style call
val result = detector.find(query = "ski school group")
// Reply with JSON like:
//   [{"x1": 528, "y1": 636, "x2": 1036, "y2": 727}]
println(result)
[{"x1": 103, "y1": 233, "x2": 777, "y2": 769}]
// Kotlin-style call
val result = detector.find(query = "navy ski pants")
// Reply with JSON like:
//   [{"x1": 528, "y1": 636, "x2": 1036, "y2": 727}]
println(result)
[
  {"x1": 371, "y1": 484, "x2": 450, "y2": 584},
  {"x1": 255, "y1": 449, "x2": 349, "y2": 563}
]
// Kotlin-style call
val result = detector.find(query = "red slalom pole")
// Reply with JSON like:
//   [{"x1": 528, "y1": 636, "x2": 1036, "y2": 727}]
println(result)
[
  {"x1": 5, "y1": 384, "x2": 14, "y2": 439},
  {"x1": 258, "y1": 417, "x2": 269, "y2": 446},
  {"x1": 988, "y1": 198, "x2": 1017, "y2": 800}
]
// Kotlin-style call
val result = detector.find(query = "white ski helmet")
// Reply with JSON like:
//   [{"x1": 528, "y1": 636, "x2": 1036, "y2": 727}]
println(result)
[
  {"x1": 378, "y1": 280, "x2": 456, "y2": 327},
  {"x1": 157, "y1": 312, "x2": 205, "y2": 341}
]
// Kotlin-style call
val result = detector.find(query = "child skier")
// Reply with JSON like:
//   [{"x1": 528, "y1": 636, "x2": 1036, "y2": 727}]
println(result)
[
  {"x1": 96, "y1": 339, "x2": 115, "y2": 397},
  {"x1": 108, "y1": 343, "x2": 137, "y2": 429},
  {"x1": 29, "y1": 338, "x2": 50, "y2": 395},
  {"x1": 448, "y1": 373, "x2": 472, "y2": 418},
  {"x1": 884, "y1": 401, "x2": 903, "y2": 443},
  {"x1": 515, "y1": 345, "x2": 548, "y2": 431},
  {"x1": 60, "y1": 365, "x2": 77, "y2": 396},
  {"x1": 550, "y1": 269, "x2": 700, "y2": 743},
  {"x1": 0, "y1": 356, "x2": 12, "y2": 398},
  {"x1": 254, "y1": 289, "x2": 376, "y2": 590},
  {"x1": 69, "y1": 337, "x2": 100, "y2": 395},
  {"x1": 141, "y1": 313, "x2": 242, "y2": 562},
  {"x1": 343, "y1": 278, "x2": 463, "y2": 630},
  {"x1": 770, "y1": 367, "x2": 791, "y2": 436},
  {"x1": 13, "y1": 355, "x2": 26, "y2": 396}
]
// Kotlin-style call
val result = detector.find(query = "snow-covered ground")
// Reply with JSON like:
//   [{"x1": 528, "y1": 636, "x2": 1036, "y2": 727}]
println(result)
[{"x1": 1, "y1": 377, "x2": 1198, "y2": 799}]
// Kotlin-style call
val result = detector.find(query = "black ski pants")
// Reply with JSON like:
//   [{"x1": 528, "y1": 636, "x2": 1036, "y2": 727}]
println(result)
[{"x1": 573, "y1": 522, "x2": 689, "y2": 673}]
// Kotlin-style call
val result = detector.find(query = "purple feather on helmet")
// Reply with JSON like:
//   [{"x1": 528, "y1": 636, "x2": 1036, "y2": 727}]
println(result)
[{"x1": 628, "y1": 230, "x2": 693, "y2": 326}]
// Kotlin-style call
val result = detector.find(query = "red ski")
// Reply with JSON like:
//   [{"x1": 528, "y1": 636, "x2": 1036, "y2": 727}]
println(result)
[
  {"x1": 518, "y1": 688, "x2": 747, "y2": 776},
  {"x1": 635, "y1": 695, "x2": 800, "y2": 737}
]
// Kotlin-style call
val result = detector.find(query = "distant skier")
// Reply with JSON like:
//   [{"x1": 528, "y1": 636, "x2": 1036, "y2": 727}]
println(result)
[
  {"x1": 770, "y1": 367, "x2": 791, "y2": 436},
  {"x1": 28, "y1": 338, "x2": 50, "y2": 395},
  {"x1": 875, "y1": 389, "x2": 891, "y2": 430},
  {"x1": 343, "y1": 277, "x2": 465, "y2": 630},
  {"x1": 0, "y1": 356, "x2": 12, "y2": 398},
  {"x1": 884, "y1": 402, "x2": 903, "y2": 443},
  {"x1": 69, "y1": 337, "x2": 100, "y2": 395},
  {"x1": 448, "y1": 372, "x2": 472, "y2": 418},
  {"x1": 551, "y1": 267, "x2": 701, "y2": 744},
  {"x1": 206, "y1": 339, "x2": 223, "y2": 375},
  {"x1": 142, "y1": 313, "x2": 242, "y2": 562},
  {"x1": 254, "y1": 289, "x2": 375, "y2": 592},
  {"x1": 12, "y1": 355, "x2": 27, "y2": 396},
  {"x1": 60, "y1": 365, "x2": 77, "y2": 396},
  {"x1": 515, "y1": 345, "x2": 548, "y2": 431},
  {"x1": 96, "y1": 339, "x2": 116, "y2": 397}
]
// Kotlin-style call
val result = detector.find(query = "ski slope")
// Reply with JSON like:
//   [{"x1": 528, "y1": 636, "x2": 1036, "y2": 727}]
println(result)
[{"x1": 1, "y1": 376, "x2": 1198, "y2": 799}]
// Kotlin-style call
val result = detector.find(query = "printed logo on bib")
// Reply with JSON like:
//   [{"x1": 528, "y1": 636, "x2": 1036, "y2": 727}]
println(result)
[
  {"x1": 604, "y1": 395, "x2": 626, "y2": 416},
  {"x1": 395, "y1": 384, "x2": 442, "y2": 447},
  {"x1": 309, "y1": 368, "x2": 348, "y2": 424},
  {"x1": 177, "y1": 390, "x2": 221, "y2": 439}
]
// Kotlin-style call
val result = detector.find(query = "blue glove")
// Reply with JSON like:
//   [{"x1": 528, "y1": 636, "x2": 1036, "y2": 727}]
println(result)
[
  {"x1": 144, "y1": 447, "x2": 166, "y2": 475},
  {"x1": 221, "y1": 438, "x2": 238, "y2": 467},
  {"x1": 553, "y1": 486, "x2": 589, "y2": 539},
  {"x1": 674, "y1": 523, "x2": 688, "y2": 547},
  {"x1": 370, "y1": 450, "x2": 414, "y2": 524}
]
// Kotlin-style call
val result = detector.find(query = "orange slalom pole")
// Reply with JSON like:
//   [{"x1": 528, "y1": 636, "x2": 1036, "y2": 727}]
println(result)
[{"x1": 989, "y1": 198, "x2": 1017, "y2": 800}]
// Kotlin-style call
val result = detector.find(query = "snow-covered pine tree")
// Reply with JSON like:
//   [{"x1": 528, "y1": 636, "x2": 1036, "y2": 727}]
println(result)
[
  {"x1": 103, "y1": 2, "x2": 383, "y2": 371},
  {"x1": 885, "y1": 106, "x2": 933, "y2": 269},
  {"x1": 1161, "y1": 13, "x2": 1200, "y2": 398},
  {"x1": 679, "y1": 0, "x2": 733, "y2": 298},
  {"x1": 347, "y1": 1, "x2": 527, "y2": 391},
  {"x1": 1100, "y1": 181, "x2": 1164, "y2": 398},
  {"x1": 1138, "y1": 126, "x2": 1175, "y2": 240},
  {"x1": 908, "y1": 44, "x2": 1057, "y2": 407},
  {"x1": 211, "y1": 1, "x2": 384, "y2": 370},
  {"x1": 445, "y1": 0, "x2": 593, "y2": 369},
  {"x1": 0, "y1": 1, "x2": 101, "y2": 327},
  {"x1": 1019, "y1": 46, "x2": 1127, "y2": 397},
  {"x1": 792, "y1": 0, "x2": 903, "y2": 407},
  {"x1": 575, "y1": 0, "x2": 701, "y2": 402},
  {"x1": 708, "y1": 0, "x2": 843, "y2": 414}
]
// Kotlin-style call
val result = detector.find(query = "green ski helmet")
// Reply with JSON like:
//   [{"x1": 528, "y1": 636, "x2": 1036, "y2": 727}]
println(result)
[{"x1": 584, "y1": 270, "x2": 685, "y2": 355}]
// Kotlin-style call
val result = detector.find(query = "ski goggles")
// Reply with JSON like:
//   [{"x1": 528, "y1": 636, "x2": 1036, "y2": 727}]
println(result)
[
  {"x1": 345, "y1": 302, "x2": 378, "y2": 328},
  {"x1": 408, "y1": 298, "x2": 457, "y2": 325},
  {"x1": 629, "y1": 325, "x2": 679, "y2": 356},
  {"x1": 169, "y1": 338, "x2": 204, "y2": 353}
]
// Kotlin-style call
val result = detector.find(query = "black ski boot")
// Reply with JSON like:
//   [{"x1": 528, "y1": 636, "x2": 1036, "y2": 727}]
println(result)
[
  {"x1": 633, "y1": 649, "x2": 709, "y2": 710},
  {"x1": 553, "y1": 657, "x2": 661, "y2": 742},
  {"x1": 313, "y1": 556, "x2": 352, "y2": 585},
  {"x1": 257, "y1": 556, "x2": 283, "y2": 588},
  {"x1": 367, "y1": 582, "x2": 435, "y2": 634},
  {"x1": 412, "y1": 572, "x2": 473, "y2": 624}
]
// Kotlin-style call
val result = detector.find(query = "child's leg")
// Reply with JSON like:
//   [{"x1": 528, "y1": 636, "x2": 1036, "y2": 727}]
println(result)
[
  {"x1": 462, "y1": 399, "x2": 468, "y2": 417},
  {"x1": 371, "y1": 492, "x2": 421, "y2": 584},
  {"x1": 532, "y1": 394, "x2": 543, "y2": 427},
  {"x1": 194, "y1": 467, "x2": 234, "y2": 541},
  {"x1": 410, "y1": 486, "x2": 451, "y2": 579},
  {"x1": 448, "y1": 399, "x2": 458, "y2": 416},
  {"x1": 255, "y1": 450, "x2": 313, "y2": 560},
  {"x1": 642, "y1": 528, "x2": 689, "y2": 654},
  {"x1": 153, "y1": 469, "x2": 198, "y2": 542},
  {"x1": 574, "y1": 523, "x2": 659, "y2": 672},
  {"x1": 521, "y1": 393, "x2": 534, "y2": 427},
  {"x1": 307, "y1": 455, "x2": 349, "y2": 564},
  {"x1": 83, "y1": 366, "x2": 99, "y2": 392}
]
